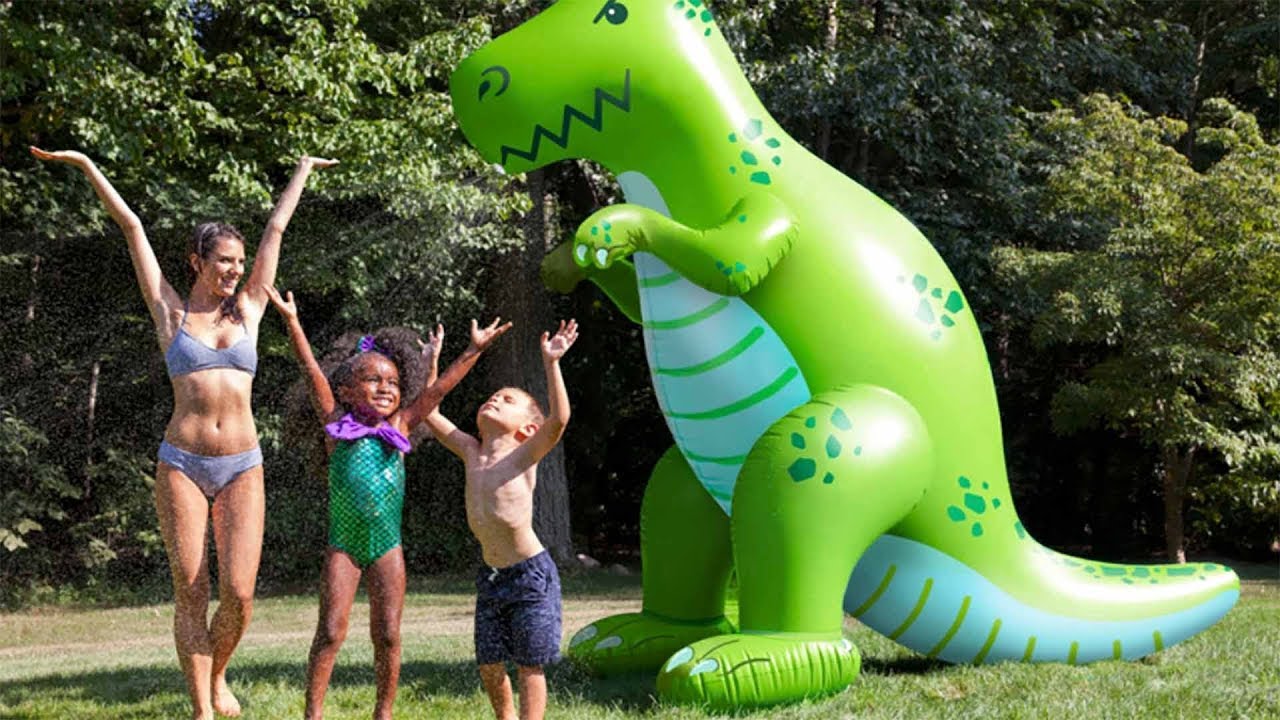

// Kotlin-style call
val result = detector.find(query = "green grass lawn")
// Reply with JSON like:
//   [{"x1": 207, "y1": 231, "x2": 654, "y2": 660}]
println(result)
[{"x1": 1, "y1": 565, "x2": 1277, "y2": 719}]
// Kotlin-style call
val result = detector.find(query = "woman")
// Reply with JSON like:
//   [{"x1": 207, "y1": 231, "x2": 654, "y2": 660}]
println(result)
[{"x1": 31, "y1": 146, "x2": 335, "y2": 719}]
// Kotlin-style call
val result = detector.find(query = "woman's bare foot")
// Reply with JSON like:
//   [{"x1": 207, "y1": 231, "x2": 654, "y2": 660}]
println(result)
[{"x1": 212, "y1": 675, "x2": 242, "y2": 717}]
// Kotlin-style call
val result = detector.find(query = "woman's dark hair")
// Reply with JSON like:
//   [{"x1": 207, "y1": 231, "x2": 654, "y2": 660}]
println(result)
[
  {"x1": 187, "y1": 222, "x2": 246, "y2": 285},
  {"x1": 187, "y1": 222, "x2": 247, "y2": 320}
]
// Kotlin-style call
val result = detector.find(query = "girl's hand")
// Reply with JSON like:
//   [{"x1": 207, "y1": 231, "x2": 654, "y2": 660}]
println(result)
[
  {"x1": 265, "y1": 285, "x2": 298, "y2": 321},
  {"x1": 30, "y1": 146, "x2": 91, "y2": 168},
  {"x1": 541, "y1": 319, "x2": 579, "y2": 363},
  {"x1": 470, "y1": 317, "x2": 513, "y2": 352},
  {"x1": 419, "y1": 324, "x2": 444, "y2": 365},
  {"x1": 300, "y1": 155, "x2": 339, "y2": 170}
]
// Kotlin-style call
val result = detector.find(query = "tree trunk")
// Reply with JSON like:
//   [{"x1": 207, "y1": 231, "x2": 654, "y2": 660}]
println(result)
[
  {"x1": 85, "y1": 358, "x2": 101, "y2": 498},
  {"x1": 852, "y1": 0, "x2": 891, "y2": 181},
  {"x1": 1161, "y1": 445, "x2": 1195, "y2": 563},
  {"x1": 484, "y1": 169, "x2": 574, "y2": 566},
  {"x1": 816, "y1": 0, "x2": 840, "y2": 160},
  {"x1": 1182, "y1": 9, "x2": 1207, "y2": 159},
  {"x1": 22, "y1": 254, "x2": 40, "y2": 372}
]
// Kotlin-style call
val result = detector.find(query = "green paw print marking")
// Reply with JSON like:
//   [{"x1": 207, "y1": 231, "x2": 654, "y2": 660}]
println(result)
[
  {"x1": 713, "y1": 259, "x2": 748, "y2": 277},
  {"x1": 897, "y1": 273, "x2": 966, "y2": 340},
  {"x1": 727, "y1": 119, "x2": 783, "y2": 185},
  {"x1": 944, "y1": 475, "x2": 1002, "y2": 538},
  {"x1": 590, "y1": 221, "x2": 614, "y2": 245},
  {"x1": 787, "y1": 407, "x2": 861, "y2": 485},
  {"x1": 673, "y1": 0, "x2": 715, "y2": 36},
  {"x1": 1039, "y1": 548, "x2": 1222, "y2": 585}
]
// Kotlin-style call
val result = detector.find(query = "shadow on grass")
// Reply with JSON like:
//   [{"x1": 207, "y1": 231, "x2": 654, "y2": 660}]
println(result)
[
  {"x1": 860, "y1": 655, "x2": 948, "y2": 675},
  {"x1": 0, "y1": 657, "x2": 662, "y2": 714},
  {"x1": 0, "y1": 666, "x2": 193, "y2": 716},
  {"x1": 336, "y1": 657, "x2": 661, "y2": 712}
]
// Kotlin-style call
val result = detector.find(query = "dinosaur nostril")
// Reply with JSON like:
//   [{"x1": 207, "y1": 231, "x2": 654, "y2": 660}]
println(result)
[{"x1": 478, "y1": 65, "x2": 511, "y2": 102}]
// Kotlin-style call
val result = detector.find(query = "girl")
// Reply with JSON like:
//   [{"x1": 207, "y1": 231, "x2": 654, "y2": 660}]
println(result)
[
  {"x1": 266, "y1": 285, "x2": 510, "y2": 720},
  {"x1": 31, "y1": 146, "x2": 334, "y2": 719}
]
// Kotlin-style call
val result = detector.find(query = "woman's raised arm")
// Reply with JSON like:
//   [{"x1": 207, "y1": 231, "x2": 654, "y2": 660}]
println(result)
[
  {"x1": 241, "y1": 155, "x2": 337, "y2": 315},
  {"x1": 31, "y1": 147, "x2": 181, "y2": 340}
]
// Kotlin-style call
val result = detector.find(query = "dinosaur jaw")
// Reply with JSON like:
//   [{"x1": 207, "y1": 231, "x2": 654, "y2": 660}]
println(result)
[{"x1": 493, "y1": 69, "x2": 633, "y2": 173}]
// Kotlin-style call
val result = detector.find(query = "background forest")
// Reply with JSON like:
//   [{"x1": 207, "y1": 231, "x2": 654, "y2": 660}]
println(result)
[{"x1": 1, "y1": 0, "x2": 1277, "y2": 607}]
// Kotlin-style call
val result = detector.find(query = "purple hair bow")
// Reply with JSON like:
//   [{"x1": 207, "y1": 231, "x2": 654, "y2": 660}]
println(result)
[
  {"x1": 357, "y1": 334, "x2": 384, "y2": 354},
  {"x1": 325, "y1": 413, "x2": 412, "y2": 453}
]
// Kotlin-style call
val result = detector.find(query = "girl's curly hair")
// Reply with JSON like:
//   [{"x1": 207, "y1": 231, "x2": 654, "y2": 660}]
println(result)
[
  {"x1": 323, "y1": 326, "x2": 428, "y2": 411},
  {"x1": 283, "y1": 326, "x2": 431, "y2": 469}
]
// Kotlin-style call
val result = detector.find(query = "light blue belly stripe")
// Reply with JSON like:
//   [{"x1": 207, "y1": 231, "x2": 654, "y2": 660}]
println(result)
[
  {"x1": 635, "y1": 252, "x2": 810, "y2": 515},
  {"x1": 655, "y1": 327, "x2": 766, "y2": 376},
  {"x1": 619, "y1": 173, "x2": 810, "y2": 516},
  {"x1": 844, "y1": 534, "x2": 1239, "y2": 664},
  {"x1": 643, "y1": 297, "x2": 731, "y2": 329},
  {"x1": 663, "y1": 367, "x2": 801, "y2": 420}
]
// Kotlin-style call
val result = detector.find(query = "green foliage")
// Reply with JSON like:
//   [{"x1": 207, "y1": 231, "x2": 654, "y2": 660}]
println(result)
[
  {"x1": 0, "y1": 412, "x2": 77, "y2": 553},
  {"x1": 994, "y1": 93, "x2": 1280, "y2": 550}
]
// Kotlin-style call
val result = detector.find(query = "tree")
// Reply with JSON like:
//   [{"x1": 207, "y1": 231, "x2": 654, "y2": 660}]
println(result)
[{"x1": 994, "y1": 94, "x2": 1280, "y2": 561}]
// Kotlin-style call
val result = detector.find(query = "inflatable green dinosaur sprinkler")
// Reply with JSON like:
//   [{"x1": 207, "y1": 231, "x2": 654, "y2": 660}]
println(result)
[{"x1": 450, "y1": 0, "x2": 1238, "y2": 709}]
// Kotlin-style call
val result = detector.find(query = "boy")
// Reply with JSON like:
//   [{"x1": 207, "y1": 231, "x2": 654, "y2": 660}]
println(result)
[{"x1": 425, "y1": 319, "x2": 579, "y2": 720}]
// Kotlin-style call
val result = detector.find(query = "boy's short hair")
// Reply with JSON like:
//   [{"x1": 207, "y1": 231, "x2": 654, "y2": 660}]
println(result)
[{"x1": 507, "y1": 387, "x2": 545, "y2": 426}]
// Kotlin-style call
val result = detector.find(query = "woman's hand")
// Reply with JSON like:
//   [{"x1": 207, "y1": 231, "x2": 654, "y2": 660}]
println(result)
[
  {"x1": 265, "y1": 285, "x2": 299, "y2": 322},
  {"x1": 299, "y1": 155, "x2": 339, "y2": 170},
  {"x1": 30, "y1": 146, "x2": 91, "y2": 168}
]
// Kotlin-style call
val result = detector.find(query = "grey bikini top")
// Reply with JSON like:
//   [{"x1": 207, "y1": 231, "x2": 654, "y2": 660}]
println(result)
[{"x1": 164, "y1": 304, "x2": 257, "y2": 378}]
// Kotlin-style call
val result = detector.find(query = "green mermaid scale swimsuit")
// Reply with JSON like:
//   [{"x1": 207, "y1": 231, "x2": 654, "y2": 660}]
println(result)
[{"x1": 328, "y1": 437, "x2": 405, "y2": 568}]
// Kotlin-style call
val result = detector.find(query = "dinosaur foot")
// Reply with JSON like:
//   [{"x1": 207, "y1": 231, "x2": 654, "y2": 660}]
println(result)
[
  {"x1": 656, "y1": 632, "x2": 860, "y2": 709},
  {"x1": 567, "y1": 612, "x2": 735, "y2": 675}
]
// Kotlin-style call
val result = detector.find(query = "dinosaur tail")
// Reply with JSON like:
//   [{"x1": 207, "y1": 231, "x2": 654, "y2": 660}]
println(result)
[{"x1": 843, "y1": 534, "x2": 1239, "y2": 664}]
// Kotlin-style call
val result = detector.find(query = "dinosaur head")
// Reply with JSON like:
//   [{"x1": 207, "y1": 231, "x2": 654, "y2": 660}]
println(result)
[{"x1": 450, "y1": 0, "x2": 754, "y2": 175}]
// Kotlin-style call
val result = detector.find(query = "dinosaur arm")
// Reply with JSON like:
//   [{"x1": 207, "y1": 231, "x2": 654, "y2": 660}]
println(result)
[
  {"x1": 588, "y1": 262, "x2": 643, "y2": 324},
  {"x1": 574, "y1": 192, "x2": 798, "y2": 296},
  {"x1": 541, "y1": 239, "x2": 643, "y2": 324}
]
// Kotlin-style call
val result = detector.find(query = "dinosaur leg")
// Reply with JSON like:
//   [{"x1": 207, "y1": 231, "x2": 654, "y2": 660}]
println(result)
[
  {"x1": 657, "y1": 386, "x2": 934, "y2": 708},
  {"x1": 568, "y1": 446, "x2": 735, "y2": 674}
]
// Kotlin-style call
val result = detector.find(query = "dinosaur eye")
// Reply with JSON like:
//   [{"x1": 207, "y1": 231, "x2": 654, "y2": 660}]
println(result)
[{"x1": 594, "y1": 0, "x2": 628, "y2": 25}]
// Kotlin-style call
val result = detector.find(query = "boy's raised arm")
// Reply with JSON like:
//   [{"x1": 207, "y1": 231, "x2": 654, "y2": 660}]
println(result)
[
  {"x1": 266, "y1": 286, "x2": 336, "y2": 422},
  {"x1": 518, "y1": 319, "x2": 579, "y2": 465}
]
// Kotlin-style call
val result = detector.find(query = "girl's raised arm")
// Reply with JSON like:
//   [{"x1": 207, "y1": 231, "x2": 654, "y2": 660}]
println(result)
[
  {"x1": 266, "y1": 286, "x2": 336, "y2": 422},
  {"x1": 31, "y1": 147, "x2": 181, "y2": 342},
  {"x1": 402, "y1": 318, "x2": 511, "y2": 428},
  {"x1": 242, "y1": 155, "x2": 337, "y2": 317}
]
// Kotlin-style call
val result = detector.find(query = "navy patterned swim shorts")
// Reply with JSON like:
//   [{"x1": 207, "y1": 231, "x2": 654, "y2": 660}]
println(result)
[{"x1": 474, "y1": 550, "x2": 562, "y2": 667}]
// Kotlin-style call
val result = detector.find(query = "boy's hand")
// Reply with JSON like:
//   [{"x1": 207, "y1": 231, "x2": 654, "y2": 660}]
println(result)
[
  {"x1": 265, "y1": 285, "x2": 298, "y2": 321},
  {"x1": 470, "y1": 317, "x2": 513, "y2": 352},
  {"x1": 541, "y1": 319, "x2": 579, "y2": 363}
]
